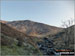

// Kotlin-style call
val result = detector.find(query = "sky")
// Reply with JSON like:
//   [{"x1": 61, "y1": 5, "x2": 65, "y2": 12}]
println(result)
[{"x1": 1, "y1": 0, "x2": 74, "y2": 27}]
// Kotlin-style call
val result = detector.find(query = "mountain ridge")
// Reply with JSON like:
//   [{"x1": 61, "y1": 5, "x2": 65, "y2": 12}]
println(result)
[{"x1": 6, "y1": 20, "x2": 63, "y2": 37}]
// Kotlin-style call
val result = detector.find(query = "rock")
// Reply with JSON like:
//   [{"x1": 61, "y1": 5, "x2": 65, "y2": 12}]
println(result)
[{"x1": 37, "y1": 37, "x2": 56, "y2": 55}]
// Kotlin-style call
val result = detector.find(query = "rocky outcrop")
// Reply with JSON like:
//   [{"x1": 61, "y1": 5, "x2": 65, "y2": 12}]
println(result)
[{"x1": 37, "y1": 38, "x2": 56, "y2": 55}]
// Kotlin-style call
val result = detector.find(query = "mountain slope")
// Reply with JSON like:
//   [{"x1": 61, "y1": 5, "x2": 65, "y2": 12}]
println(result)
[
  {"x1": 36, "y1": 25, "x2": 74, "y2": 53},
  {"x1": 51, "y1": 25, "x2": 75, "y2": 51},
  {"x1": 6, "y1": 20, "x2": 63, "y2": 37},
  {"x1": 0, "y1": 20, "x2": 7, "y2": 23},
  {"x1": 0, "y1": 22, "x2": 41, "y2": 55}
]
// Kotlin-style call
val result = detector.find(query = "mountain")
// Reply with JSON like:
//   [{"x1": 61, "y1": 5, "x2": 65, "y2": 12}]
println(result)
[
  {"x1": 0, "y1": 20, "x2": 64, "y2": 55},
  {"x1": 0, "y1": 22, "x2": 41, "y2": 55},
  {"x1": 0, "y1": 20, "x2": 74, "y2": 55},
  {"x1": 6, "y1": 20, "x2": 63, "y2": 37},
  {"x1": 0, "y1": 20, "x2": 7, "y2": 23}
]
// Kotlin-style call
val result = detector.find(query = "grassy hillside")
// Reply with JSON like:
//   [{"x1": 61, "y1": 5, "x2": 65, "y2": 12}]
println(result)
[
  {"x1": 0, "y1": 22, "x2": 42, "y2": 55},
  {"x1": 49, "y1": 25, "x2": 75, "y2": 51}
]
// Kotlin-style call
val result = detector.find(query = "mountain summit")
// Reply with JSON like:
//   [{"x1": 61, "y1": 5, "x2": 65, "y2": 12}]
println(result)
[{"x1": 6, "y1": 20, "x2": 63, "y2": 37}]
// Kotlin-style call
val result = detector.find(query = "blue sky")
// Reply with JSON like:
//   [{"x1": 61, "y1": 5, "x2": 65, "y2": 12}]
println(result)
[{"x1": 1, "y1": 0, "x2": 74, "y2": 27}]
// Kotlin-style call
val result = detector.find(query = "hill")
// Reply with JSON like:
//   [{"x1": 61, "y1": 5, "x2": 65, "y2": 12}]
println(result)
[
  {"x1": 0, "y1": 20, "x2": 7, "y2": 23},
  {"x1": 0, "y1": 22, "x2": 41, "y2": 55},
  {"x1": 36, "y1": 25, "x2": 74, "y2": 54},
  {"x1": 50, "y1": 25, "x2": 75, "y2": 51},
  {"x1": 6, "y1": 20, "x2": 63, "y2": 37}
]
